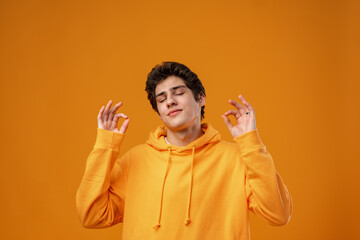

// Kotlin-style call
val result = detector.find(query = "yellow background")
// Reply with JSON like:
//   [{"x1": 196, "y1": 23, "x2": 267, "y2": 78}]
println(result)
[{"x1": 0, "y1": 0, "x2": 359, "y2": 239}]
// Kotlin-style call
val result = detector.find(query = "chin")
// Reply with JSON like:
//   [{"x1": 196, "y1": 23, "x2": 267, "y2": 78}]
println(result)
[
  {"x1": 165, "y1": 121, "x2": 186, "y2": 131},
  {"x1": 164, "y1": 118, "x2": 198, "y2": 132}
]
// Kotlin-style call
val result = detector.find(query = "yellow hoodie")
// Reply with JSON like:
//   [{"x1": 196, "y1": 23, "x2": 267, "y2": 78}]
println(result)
[{"x1": 76, "y1": 123, "x2": 292, "y2": 240}]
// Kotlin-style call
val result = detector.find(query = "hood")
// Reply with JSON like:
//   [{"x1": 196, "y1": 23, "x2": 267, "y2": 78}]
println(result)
[
  {"x1": 146, "y1": 123, "x2": 221, "y2": 230},
  {"x1": 146, "y1": 123, "x2": 221, "y2": 152}
]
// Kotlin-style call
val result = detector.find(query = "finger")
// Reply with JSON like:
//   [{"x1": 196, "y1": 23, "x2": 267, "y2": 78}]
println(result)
[
  {"x1": 97, "y1": 106, "x2": 105, "y2": 128},
  {"x1": 221, "y1": 115, "x2": 233, "y2": 132},
  {"x1": 224, "y1": 110, "x2": 241, "y2": 119},
  {"x1": 229, "y1": 99, "x2": 245, "y2": 112},
  {"x1": 111, "y1": 113, "x2": 128, "y2": 130},
  {"x1": 238, "y1": 107, "x2": 247, "y2": 116},
  {"x1": 97, "y1": 105, "x2": 105, "y2": 119},
  {"x1": 108, "y1": 102, "x2": 123, "y2": 121},
  {"x1": 112, "y1": 113, "x2": 128, "y2": 122},
  {"x1": 103, "y1": 100, "x2": 113, "y2": 121},
  {"x1": 119, "y1": 118, "x2": 130, "y2": 134},
  {"x1": 239, "y1": 95, "x2": 255, "y2": 114}
]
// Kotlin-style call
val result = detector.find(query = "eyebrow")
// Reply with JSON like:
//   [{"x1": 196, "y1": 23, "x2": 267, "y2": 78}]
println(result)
[{"x1": 155, "y1": 85, "x2": 186, "y2": 98}]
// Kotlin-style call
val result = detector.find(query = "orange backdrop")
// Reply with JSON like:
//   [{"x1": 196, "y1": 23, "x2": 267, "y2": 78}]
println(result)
[{"x1": 0, "y1": 1, "x2": 359, "y2": 239}]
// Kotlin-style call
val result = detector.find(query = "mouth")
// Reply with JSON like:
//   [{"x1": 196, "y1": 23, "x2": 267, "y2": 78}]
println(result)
[{"x1": 168, "y1": 109, "x2": 182, "y2": 116}]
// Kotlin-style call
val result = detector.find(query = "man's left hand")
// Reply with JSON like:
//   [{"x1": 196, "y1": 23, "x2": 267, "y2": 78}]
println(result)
[{"x1": 222, "y1": 95, "x2": 256, "y2": 138}]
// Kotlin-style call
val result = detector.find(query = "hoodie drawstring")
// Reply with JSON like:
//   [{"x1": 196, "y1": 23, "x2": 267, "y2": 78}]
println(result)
[
  {"x1": 153, "y1": 146, "x2": 196, "y2": 230},
  {"x1": 153, "y1": 147, "x2": 171, "y2": 230},
  {"x1": 184, "y1": 146, "x2": 195, "y2": 225}
]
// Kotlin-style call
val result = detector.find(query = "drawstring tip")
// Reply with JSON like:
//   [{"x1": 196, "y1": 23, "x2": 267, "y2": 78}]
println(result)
[
  {"x1": 153, "y1": 224, "x2": 161, "y2": 230},
  {"x1": 184, "y1": 219, "x2": 191, "y2": 225}
]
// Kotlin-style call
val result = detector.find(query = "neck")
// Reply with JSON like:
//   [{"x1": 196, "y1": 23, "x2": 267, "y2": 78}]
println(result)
[{"x1": 166, "y1": 123, "x2": 203, "y2": 147}]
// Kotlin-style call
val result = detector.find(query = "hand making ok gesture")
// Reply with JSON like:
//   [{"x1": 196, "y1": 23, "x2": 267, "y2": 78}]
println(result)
[
  {"x1": 97, "y1": 100, "x2": 130, "y2": 134},
  {"x1": 221, "y1": 95, "x2": 256, "y2": 138}
]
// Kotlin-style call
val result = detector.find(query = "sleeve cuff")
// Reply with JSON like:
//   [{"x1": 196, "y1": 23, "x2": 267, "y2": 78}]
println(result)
[
  {"x1": 94, "y1": 128, "x2": 125, "y2": 151},
  {"x1": 233, "y1": 129, "x2": 265, "y2": 154}
]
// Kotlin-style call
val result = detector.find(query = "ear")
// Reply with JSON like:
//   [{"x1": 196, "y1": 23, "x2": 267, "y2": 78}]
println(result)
[{"x1": 199, "y1": 93, "x2": 205, "y2": 107}]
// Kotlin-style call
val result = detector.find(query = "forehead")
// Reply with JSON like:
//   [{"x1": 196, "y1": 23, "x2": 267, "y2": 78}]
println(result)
[{"x1": 155, "y1": 76, "x2": 186, "y2": 94}]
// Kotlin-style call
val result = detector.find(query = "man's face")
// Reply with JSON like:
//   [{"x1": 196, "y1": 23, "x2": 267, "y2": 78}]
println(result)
[{"x1": 155, "y1": 76, "x2": 205, "y2": 131}]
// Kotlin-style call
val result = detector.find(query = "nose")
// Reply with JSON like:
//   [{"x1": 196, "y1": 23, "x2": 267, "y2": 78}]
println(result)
[{"x1": 166, "y1": 94, "x2": 177, "y2": 107}]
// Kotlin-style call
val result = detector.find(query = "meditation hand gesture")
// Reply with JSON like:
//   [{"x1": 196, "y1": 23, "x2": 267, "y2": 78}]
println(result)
[
  {"x1": 97, "y1": 100, "x2": 130, "y2": 134},
  {"x1": 222, "y1": 95, "x2": 256, "y2": 138}
]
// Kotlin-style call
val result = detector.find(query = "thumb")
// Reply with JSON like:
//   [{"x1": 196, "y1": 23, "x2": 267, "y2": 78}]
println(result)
[
  {"x1": 119, "y1": 118, "x2": 130, "y2": 134},
  {"x1": 221, "y1": 115, "x2": 233, "y2": 132}
]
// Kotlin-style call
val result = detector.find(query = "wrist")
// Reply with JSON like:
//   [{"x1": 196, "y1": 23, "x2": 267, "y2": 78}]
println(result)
[{"x1": 94, "y1": 128, "x2": 124, "y2": 150}]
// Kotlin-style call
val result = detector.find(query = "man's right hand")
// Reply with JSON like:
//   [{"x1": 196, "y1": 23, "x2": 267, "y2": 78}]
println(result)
[{"x1": 97, "y1": 100, "x2": 130, "y2": 134}]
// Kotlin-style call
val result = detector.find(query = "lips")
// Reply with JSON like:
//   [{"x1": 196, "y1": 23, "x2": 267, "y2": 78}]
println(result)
[{"x1": 168, "y1": 109, "x2": 182, "y2": 116}]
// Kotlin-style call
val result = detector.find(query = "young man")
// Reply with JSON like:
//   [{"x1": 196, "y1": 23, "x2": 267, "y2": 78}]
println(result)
[{"x1": 76, "y1": 62, "x2": 292, "y2": 240}]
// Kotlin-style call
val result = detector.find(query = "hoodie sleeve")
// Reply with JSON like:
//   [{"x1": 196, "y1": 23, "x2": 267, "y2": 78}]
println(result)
[
  {"x1": 234, "y1": 129, "x2": 293, "y2": 226},
  {"x1": 76, "y1": 128, "x2": 129, "y2": 228}
]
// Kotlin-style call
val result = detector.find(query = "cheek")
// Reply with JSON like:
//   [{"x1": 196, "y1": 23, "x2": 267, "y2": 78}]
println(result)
[
  {"x1": 188, "y1": 101, "x2": 200, "y2": 115},
  {"x1": 157, "y1": 104, "x2": 168, "y2": 117}
]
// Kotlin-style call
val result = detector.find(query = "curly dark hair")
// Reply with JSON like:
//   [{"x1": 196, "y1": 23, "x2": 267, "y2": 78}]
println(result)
[{"x1": 145, "y1": 61, "x2": 206, "y2": 119}]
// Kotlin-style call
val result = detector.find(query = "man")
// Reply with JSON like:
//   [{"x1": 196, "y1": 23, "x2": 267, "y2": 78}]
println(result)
[{"x1": 76, "y1": 61, "x2": 292, "y2": 240}]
